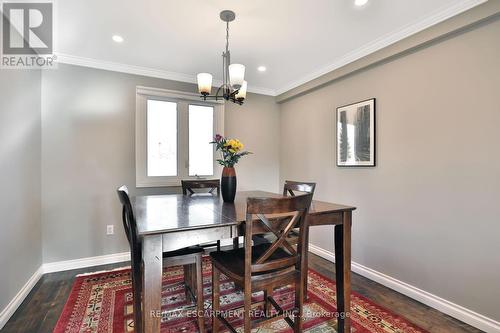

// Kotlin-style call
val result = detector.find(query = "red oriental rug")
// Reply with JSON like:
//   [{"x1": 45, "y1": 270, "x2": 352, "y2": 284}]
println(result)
[{"x1": 54, "y1": 258, "x2": 427, "y2": 333}]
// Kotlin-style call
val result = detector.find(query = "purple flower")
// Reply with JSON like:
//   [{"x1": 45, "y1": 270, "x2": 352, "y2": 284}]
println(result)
[{"x1": 214, "y1": 134, "x2": 223, "y2": 142}]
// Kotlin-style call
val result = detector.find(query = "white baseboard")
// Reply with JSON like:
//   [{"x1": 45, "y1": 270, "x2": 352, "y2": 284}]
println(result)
[
  {"x1": 42, "y1": 252, "x2": 131, "y2": 274},
  {"x1": 309, "y1": 243, "x2": 336, "y2": 262},
  {"x1": 0, "y1": 252, "x2": 131, "y2": 329},
  {"x1": 0, "y1": 266, "x2": 43, "y2": 330},
  {"x1": 308, "y1": 243, "x2": 500, "y2": 333}
]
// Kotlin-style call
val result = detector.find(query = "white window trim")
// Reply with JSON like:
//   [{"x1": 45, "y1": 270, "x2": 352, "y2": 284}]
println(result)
[{"x1": 136, "y1": 86, "x2": 224, "y2": 187}]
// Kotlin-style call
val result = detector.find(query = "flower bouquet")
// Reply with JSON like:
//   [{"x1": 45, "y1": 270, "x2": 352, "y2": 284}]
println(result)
[{"x1": 211, "y1": 134, "x2": 252, "y2": 202}]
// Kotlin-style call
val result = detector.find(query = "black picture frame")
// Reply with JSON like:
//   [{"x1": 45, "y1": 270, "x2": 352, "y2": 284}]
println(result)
[{"x1": 336, "y1": 98, "x2": 376, "y2": 167}]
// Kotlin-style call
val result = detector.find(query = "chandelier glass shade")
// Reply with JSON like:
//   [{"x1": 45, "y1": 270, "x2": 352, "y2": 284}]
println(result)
[
  {"x1": 229, "y1": 64, "x2": 245, "y2": 89},
  {"x1": 197, "y1": 10, "x2": 246, "y2": 105},
  {"x1": 197, "y1": 73, "x2": 212, "y2": 95}
]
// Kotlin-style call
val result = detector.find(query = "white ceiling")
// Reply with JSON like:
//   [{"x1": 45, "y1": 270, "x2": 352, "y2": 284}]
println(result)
[{"x1": 54, "y1": 0, "x2": 485, "y2": 95}]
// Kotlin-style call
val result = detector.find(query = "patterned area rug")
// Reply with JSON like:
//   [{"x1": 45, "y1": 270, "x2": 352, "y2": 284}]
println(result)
[{"x1": 54, "y1": 258, "x2": 427, "y2": 333}]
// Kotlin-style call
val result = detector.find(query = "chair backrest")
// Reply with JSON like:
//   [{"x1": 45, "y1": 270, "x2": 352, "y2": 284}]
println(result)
[
  {"x1": 116, "y1": 185, "x2": 141, "y2": 266},
  {"x1": 244, "y1": 194, "x2": 313, "y2": 275},
  {"x1": 181, "y1": 179, "x2": 220, "y2": 196},
  {"x1": 283, "y1": 180, "x2": 316, "y2": 197}
]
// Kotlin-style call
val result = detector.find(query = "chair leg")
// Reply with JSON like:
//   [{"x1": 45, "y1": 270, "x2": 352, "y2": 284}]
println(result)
[
  {"x1": 216, "y1": 240, "x2": 221, "y2": 252},
  {"x1": 184, "y1": 264, "x2": 193, "y2": 301},
  {"x1": 233, "y1": 237, "x2": 239, "y2": 249},
  {"x1": 191, "y1": 263, "x2": 197, "y2": 296},
  {"x1": 263, "y1": 287, "x2": 272, "y2": 317},
  {"x1": 243, "y1": 288, "x2": 252, "y2": 333},
  {"x1": 195, "y1": 255, "x2": 205, "y2": 333},
  {"x1": 303, "y1": 230, "x2": 310, "y2": 302},
  {"x1": 140, "y1": 263, "x2": 146, "y2": 333},
  {"x1": 294, "y1": 278, "x2": 304, "y2": 333},
  {"x1": 303, "y1": 269, "x2": 308, "y2": 302},
  {"x1": 132, "y1": 265, "x2": 143, "y2": 333},
  {"x1": 212, "y1": 265, "x2": 221, "y2": 333}
]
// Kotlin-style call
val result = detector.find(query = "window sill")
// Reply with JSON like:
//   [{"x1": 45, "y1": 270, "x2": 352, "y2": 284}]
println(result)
[
  {"x1": 136, "y1": 176, "x2": 217, "y2": 188},
  {"x1": 136, "y1": 181, "x2": 181, "y2": 188}
]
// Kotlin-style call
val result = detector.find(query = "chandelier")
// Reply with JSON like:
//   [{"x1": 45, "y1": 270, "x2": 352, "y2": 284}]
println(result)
[{"x1": 197, "y1": 10, "x2": 247, "y2": 105}]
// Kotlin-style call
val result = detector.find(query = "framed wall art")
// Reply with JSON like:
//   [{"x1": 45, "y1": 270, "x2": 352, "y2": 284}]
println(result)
[{"x1": 336, "y1": 98, "x2": 376, "y2": 167}]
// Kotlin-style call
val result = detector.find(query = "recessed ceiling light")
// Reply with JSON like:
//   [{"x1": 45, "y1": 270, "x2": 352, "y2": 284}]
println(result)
[
  {"x1": 257, "y1": 66, "x2": 266, "y2": 72},
  {"x1": 354, "y1": 0, "x2": 368, "y2": 7},
  {"x1": 112, "y1": 35, "x2": 124, "y2": 43}
]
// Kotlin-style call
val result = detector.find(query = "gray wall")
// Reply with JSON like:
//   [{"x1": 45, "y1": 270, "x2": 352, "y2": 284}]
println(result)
[
  {"x1": 225, "y1": 93, "x2": 280, "y2": 192},
  {"x1": 0, "y1": 70, "x2": 42, "y2": 312},
  {"x1": 41, "y1": 64, "x2": 280, "y2": 262},
  {"x1": 279, "y1": 18, "x2": 500, "y2": 320}
]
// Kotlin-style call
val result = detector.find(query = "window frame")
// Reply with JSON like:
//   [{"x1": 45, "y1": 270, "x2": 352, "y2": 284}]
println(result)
[{"x1": 136, "y1": 86, "x2": 224, "y2": 187}]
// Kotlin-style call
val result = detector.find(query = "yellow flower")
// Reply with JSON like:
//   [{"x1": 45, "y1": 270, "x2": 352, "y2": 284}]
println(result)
[{"x1": 225, "y1": 138, "x2": 244, "y2": 153}]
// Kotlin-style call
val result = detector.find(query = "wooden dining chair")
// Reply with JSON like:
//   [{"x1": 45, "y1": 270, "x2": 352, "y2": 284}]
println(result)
[
  {"x1": 283, "y1": 180, "x2": 316, "y2": 299},
  {"x1": 181, "y1": 179, "x2": 222, "y2": 252},
  {"x1": 283, "y1": 180, "x2": 316, "y2": 197},
  {"x1": 210, "y1": 193, "x2": 313, "y2": 333},
  {"x1": 181, "y1": 179, "x2": 220, "y2": 196},
  {"x1": 282, "y1": 180, "x2": 316, "y2": 240},
  {"x1": 254, "y1": 180, "x2": 316, "y2": 245},
  {"x1": 117, "y1": 186, "x2": 206, "y2": 333}
]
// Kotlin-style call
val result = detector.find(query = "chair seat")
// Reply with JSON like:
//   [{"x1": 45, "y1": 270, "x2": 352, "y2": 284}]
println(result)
[
  {"x1": 210, "y1": 243, "x2": 293, "y2": 277},
  {"x1": 252, "y1": 234, "x2": 271, "y2": 245},
  {"x1": 163, "y1": 245, "x2": 204, "y2": 258}
]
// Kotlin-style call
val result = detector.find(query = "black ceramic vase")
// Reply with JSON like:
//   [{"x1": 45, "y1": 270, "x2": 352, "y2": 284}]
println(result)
[{"x1": 221, "y1": 166, "x2": 237, "y2": 202}]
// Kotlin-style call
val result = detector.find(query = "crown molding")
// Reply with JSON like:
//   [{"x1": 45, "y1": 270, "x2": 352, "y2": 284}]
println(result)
[
  {"x1": 54, "y1": 53, "x2": 277, "y2": 96},
  {"x1": 53, "y1": 0, "x2": 485, "y2": 99},
  {"x1": 275, "y1": 0, "x2": 487, "y2": 96}
]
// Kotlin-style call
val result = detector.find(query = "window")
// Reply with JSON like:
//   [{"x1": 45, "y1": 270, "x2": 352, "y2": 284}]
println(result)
[
  {"x1": 147, "y1": 100, "x2": 177, "y2": 177},
  {"x1": 136, "y1": 87, "x2": 224, "y2": 187},
  {"x1": 189, "y1": 105, "x2": 214, "y2": 176}
]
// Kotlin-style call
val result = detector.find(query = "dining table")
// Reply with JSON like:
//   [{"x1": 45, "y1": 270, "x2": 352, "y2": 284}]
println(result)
[{"x1": 132, "y1": 190, "x2": 356, "y2": 333}]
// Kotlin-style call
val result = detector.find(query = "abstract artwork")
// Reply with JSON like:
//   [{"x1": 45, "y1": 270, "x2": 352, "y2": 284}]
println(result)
[{"x1": 336, "y1": 98, "x2": 376, "y2": 167}]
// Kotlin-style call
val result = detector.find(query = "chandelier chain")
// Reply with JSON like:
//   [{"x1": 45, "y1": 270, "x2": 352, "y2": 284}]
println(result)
[{"x1": 226, "y1": 21, "x2": 229, "y2": 53}]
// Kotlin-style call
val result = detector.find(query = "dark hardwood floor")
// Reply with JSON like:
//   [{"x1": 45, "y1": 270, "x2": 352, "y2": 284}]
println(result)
[
  {"x1": 309, "y1": 255, "x2": 483, "y2": 333},
  {"x1": 1, "y1": 253, "x2": 482, "y2": 333}
]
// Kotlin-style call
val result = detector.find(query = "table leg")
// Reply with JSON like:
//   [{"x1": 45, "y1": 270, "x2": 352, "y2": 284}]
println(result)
[
  {"x1": 335, "y1": 211, "x2": 352, "y2": 333},
  {"x1": 142, "y1": 235, "x2": 163, "y2": 333},
  {"x1": 303, "y1": 229, "x2": 309, "y2": 301}
]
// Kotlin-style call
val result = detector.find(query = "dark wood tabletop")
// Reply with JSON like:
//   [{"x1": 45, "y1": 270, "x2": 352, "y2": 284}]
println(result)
[{"x1": 133, "y1": 190, "x2": 356, "y2": 235}]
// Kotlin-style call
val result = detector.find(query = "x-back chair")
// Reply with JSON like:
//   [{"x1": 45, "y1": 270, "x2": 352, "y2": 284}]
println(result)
[
  {"x1": 210, "y1": 193, "x2": 313, "y2": 333},
  {"x1": 181, "y1": 179, "x2": 222, "y2": 251},
  {"x1": 117, "y1": 185, "x2": 205, "y2": 333}
]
